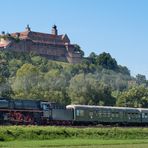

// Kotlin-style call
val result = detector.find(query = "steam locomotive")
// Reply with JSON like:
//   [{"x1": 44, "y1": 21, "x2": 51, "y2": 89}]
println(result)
[
  {"x1": 0, "y1": 98, "x2": 148, "y2": 125},
  {"x1": 0, "y1": 98, "x2": 73, "y2": 125}
]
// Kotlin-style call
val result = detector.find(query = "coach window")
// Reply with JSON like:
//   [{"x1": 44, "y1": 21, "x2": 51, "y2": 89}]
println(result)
[
  {"x1": 100, "y1": 111, "x2": 103, "y2": 117},
  {"x1": 98, "y1": 110, "x2": 101, "y2": 117},
  {"x1": 115, "y1": 112, "x2": 119, "y2": 118},
  {"x1": 119, "y1": 112, "x2": 122, "y2": 117},
  {"x1": 80, "y1": 110, "x2": 84, "y2": 116},
  {"x1": 89, "y1": 111, "x2": 94, "y2": 118},
  {"x1": 142, "y1": 113, "x2": 145, "y2": 118},
  {"x1": 134, "y1": 113, "x2": 137, "y2": 118},
  {"x1": 95, "y1": 110, "x2": 98, "y2": 116},
  {"x1": 132, "y1": 113, "x2": 134, "y2": 118},
  {"x1": 127, "y1": 113, "x2": 131, "y2": 119},
  {"x1": 107, "y1": 111, "x2": 109, "y2": 117},
  {"x1": 106, "y1": 111, "x2": 109, "y2": 117},
  {"x1": 97, "y1": 110, "x2": 99, "y2": 116},
  {"x1": 106, "y1": 111, "x2": 108, "y2": 117},
  {"x1": 42, "y1": 104, "x2": 49, "y2": 111},
  {"x1": 145, "y1": 113, "x2": 148, "y2": 118},
  {"x1": 135, "y1": 113, "x2": 138, "y2": 118},
  {"x1": 115, "y1": 112, "x2": 117, "y2": 117},
  {"x1": 102, "y1": 111, "x2": 104, "y2": 117},
  {"x1": 102, "y1": 111, "x2": 105, "y2": 117},
  {"x1": 111, "y1": 112, "x2": 115, "y2": 118},
  {"x1": 76, "y1": 110, "x2": 80, "y2": 116},
  {"x1": 76, "y1": 110, "x2": 84, "y2": 116}
]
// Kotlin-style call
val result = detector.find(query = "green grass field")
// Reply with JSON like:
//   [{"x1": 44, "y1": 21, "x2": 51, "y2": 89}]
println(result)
[
  {"x1": 0, "y1": 126, "x2": 148, "y2": 147},
  {"x1": 0, "y1": 139, "x2": 148, "y2": 148}
]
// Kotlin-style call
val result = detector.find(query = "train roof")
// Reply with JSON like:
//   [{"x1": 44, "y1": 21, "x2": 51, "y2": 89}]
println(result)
[
  {"x1": 138, "y1": 108, "x2": 148, "y2": 111},
  {"x1": 66, "y1": 105, "x2": 140, "y2": 111}
]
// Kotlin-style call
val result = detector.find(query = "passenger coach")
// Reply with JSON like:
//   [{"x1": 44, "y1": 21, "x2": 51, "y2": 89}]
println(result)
[{"x1": 67, "y1": 105, "x2": 142, "y2": 125}]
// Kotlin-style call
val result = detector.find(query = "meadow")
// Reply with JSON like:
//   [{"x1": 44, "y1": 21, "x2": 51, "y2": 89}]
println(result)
[
  {"x1": 0, "y1": 139, "x2": 148, "y2": 148},
  {"x1": 0, "y1": 126, "x2": 148, "y2": 147}
]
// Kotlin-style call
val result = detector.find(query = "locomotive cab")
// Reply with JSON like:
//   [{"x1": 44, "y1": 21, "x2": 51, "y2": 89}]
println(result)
[{"x1": 40, "y1": 102, "x2": 52, "y2": 119}]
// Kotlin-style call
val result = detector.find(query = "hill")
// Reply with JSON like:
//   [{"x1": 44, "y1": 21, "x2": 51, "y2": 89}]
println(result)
[{"x1": 0, "y1": 50, "x2": 148, "y2": 107}]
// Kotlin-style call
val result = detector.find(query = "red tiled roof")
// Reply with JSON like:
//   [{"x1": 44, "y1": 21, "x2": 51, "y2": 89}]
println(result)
[
  {"x1": 11, "y1": 31, "x2": 29, "y2": 37},
  {"x1": 10, "y1": 31, "x2": 70, "y2": 45},
  {"x1": 0, "y1": 44, "x2": 5, "y2": 47}
]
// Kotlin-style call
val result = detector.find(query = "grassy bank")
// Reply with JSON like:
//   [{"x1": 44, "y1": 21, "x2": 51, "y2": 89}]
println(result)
[
  {"x1": 1, "y1": 139, "x2": 148, "y2": 148},
  {"x1": 0, "y1": 126, "x2": 148, "y2": 141}
]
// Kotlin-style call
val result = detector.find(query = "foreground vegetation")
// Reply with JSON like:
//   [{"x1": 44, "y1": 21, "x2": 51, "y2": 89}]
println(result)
[
  {"x1": 0, "y1": 51, "x2": 148, "y2": 107},
  {"x1": 0, "y1": 126, "x2": 148, "y2": 147},
  {"x1": 0, "y1": 126, "x2": 148, "y2": 141}
]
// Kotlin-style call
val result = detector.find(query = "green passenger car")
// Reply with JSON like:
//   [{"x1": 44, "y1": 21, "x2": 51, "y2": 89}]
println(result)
[
  {"x1": 67, "y1": 105, "x2": 100, "y2": 124},
  {"x1": 124, "y1": 108, "x2": 141, "y2": 124},
  {"x1": 138, "y1": 108, "x2": 148, "y2": 124},
  {"x1": 66, "y1": 105, "x2": 141, "y2": 125}
]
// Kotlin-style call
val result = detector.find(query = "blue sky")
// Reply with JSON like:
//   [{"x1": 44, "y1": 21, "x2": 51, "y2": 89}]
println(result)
[{"x1": 0, "y1": 0, "x2": 148, "y2": 78}]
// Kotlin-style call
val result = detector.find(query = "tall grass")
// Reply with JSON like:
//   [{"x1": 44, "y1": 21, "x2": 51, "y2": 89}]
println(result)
[{"x1": 0, "y1": 126, "x2": 148, "y2": 141}]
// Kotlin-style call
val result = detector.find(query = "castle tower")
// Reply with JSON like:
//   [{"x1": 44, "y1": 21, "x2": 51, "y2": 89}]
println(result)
[
  {"x1": 51, "y1": 25, "x2": 58, "y2": 35},
  {"x1": 25, "y1": 25, "x2": 31, "y2": 32}
]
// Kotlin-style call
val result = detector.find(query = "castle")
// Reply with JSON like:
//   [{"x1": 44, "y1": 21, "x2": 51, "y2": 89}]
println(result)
[{"x1": 0, "y1": 25, "x2": 83, "y2": 64}]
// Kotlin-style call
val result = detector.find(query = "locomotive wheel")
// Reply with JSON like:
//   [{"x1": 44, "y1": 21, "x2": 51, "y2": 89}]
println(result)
[
  {"x1": 24, "y1": 114, "x2": 34, "y2": 124},
  {"x1": 16, "y1": 112, "x2": 23, "y2": 122},
  {"x1": 9, "y1": 112, "x2": 23, "y2": 124}
]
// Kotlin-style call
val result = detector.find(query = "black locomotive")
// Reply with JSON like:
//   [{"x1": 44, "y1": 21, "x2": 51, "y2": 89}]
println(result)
[{"x1": 0, "y1": 98, "x2": 72, "y2": 125}]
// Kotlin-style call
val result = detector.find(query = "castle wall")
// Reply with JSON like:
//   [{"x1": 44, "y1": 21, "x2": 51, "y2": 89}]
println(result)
[
  {"x1": 6, "y1": 39, "x2": 69, "y2": 62},
  {"x1": 28, "y1": 32, "x2": 64, "y2": 45},
  {"x1": 8, "y1": 40, "x2": 27, "y2": 52},
  {"x1": 29, "y1": 42, "x2": 67, "y2": 56}
]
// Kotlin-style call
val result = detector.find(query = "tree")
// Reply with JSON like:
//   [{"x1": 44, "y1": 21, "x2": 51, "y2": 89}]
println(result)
[
  {"x1": 136, "y1": 74, "x2": 147, "y2": 85},
  {"x1": 31, "y1": 56, "x2": 43, "y2": 66},
  {"x1": 44, "y1": 69, "x2": 70, "y2": 104},
  {"x1": 118, "y1": 65, "x2": 130, "y2": 75},
  {"x1": 117, "y1": 86, "x2": 148, "y2": 107},
  {"x1": 68, "y1": 73, "x2": 116, "y2": 105},
  {"x1": 89, "y1": 52, "x2": 97, "y2": 64},
  {"x1": 0, "y1": 76, "x2": 13, "y2": 98},
  {"x1": 12, "y1": 64, "x2": 39, "y2": 99},
  {"x1": 0, "y1": 60, "x2": 10, "y2": 78},
  {"x1": 96, "y1": 52, "x2": 118, "y2": 70},
  {"x1": 8, "y1": 59, "x2": 23, "y2": 76},
  {"x1": 74, "y1": 44, "x2": 84, "y2": 57}
]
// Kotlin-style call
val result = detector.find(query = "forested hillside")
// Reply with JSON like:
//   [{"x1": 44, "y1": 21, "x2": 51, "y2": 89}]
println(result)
[{"x1": 0, "y1": 51, "x2": 148, "y2": 107}]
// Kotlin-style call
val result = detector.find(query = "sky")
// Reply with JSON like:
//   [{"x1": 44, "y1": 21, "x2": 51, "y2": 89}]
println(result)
[{"x1": 0, "y1": 0, "x2": 148, "y2": 78}]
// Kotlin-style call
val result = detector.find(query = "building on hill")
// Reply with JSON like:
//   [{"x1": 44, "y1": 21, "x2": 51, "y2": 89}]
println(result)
[{"x1": 0, "y1": 25, "x2": 83, "y2": 64}]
